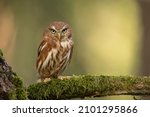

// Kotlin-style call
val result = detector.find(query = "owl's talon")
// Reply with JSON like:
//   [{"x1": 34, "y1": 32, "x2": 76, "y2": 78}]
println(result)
[
  {"x1": 58, "y1": 76, "x2": 71, "y2": 80},
  {"x1": 37, "y1": 77, "x2": 51, "y2": 83},
  {"x1": 43, "y1": 78, "x2": 51, "y2": 82}
]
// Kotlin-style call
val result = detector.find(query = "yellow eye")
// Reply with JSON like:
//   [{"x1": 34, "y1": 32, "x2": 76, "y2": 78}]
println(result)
[
  {"x1": 50, "y1": 28, "x2": 56, "y2": 34},
  {"x1": 62, "y1": 28, "x2": 67, "y2": 34}
]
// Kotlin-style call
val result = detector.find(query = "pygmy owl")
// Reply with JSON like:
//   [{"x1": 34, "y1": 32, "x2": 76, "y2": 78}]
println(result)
[{"x1": 36, "y1": 21, "x2": 74, "y2": 81}]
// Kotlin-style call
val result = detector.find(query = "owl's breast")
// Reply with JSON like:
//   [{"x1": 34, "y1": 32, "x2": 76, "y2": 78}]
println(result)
[{"x1": 60, "y1": 39, "x2": 73, "y2": 49}]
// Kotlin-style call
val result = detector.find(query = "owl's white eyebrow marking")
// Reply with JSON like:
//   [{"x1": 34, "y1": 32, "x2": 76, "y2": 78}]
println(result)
[
  {"x1": 62, "y1": 25, "x2": 67, "y2": 30},
  {"x1": 51, "y1": 26, "x2": 56, "y2": 30}
]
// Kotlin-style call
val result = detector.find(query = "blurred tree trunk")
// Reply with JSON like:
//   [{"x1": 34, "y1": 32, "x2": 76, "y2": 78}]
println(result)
[
  {"x1": 139, "y1": 0, "x2": 150, "y2": 75},
  {"x1": 138, "y1": 0, "x2": 150, "y2": 100}
]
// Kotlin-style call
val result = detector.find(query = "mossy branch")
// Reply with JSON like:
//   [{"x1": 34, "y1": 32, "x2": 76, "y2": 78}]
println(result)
[{"x1": 27, "y1": 75, "x2": 150, "y2": 100}]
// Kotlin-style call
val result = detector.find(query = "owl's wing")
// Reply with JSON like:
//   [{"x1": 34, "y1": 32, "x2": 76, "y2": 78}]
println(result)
[
  {"x1": 68, "y1": 43, "x2": 74, "y2": 64},
  {"x1": 36, "y1": 39, "x2": 51, "y2": 71},
  {"x1": 36, "y1": 37, "x2": 59, "y2": 77},
  {"x1": 37, "y1": 40, "x2": 47, "y2": 57}
]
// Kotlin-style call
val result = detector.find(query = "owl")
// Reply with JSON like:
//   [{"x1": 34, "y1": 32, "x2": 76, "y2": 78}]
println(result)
[{"x1": 36, "y1": 21, "x2": 74, "y2": 81}]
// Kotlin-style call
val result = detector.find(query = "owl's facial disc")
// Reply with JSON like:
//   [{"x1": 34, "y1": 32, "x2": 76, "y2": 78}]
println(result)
[{"x1": 49, "y1": 25, "x2": 69, "y2": 41}]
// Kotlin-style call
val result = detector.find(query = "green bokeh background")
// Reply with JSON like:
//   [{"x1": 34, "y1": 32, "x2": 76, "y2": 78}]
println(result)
[{"x1": 0, "y1": 0, "x2": 147, "y2": 89}]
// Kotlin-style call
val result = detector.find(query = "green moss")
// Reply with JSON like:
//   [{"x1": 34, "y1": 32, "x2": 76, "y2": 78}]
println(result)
[
  {"x1": 11, "y1": 74, "x2": 27, "y2": 100},
  {"x1": 8, "y1": 89, "x2": 17, "y2": 100},
  {"x1": 12, "y1": 74, "x2": 23, "y2": 87},
  {"x1": 27, "y1": 75, "x2": 150, "y2": 100},
  {"x1": 16, "y1": 88, "x2": 27, "y2": 100},
  {"x1": 5, "y1": 75, "x2": 27, "y2": 100}
]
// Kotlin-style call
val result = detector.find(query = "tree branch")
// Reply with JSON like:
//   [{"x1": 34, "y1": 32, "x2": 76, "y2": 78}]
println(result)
[{"x1": 27, "y1": 75, "x2": 150, "y2": 99}]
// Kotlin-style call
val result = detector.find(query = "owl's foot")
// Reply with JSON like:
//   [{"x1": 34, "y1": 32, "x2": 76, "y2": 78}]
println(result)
[
  {"x1": 37, "y1": 76, "x2": 51, "y2": 83},
  {"x1": 58, "y1": 76, "x2": 71, "y2": 80},
  {"x1": 37, "y1": 76, "x2": 71, "y2": 82}
]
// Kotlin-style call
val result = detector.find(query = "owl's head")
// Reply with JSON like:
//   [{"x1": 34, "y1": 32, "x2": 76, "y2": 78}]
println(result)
[{"x1": 44, "y1": 21, "x2": 72, "y2": 41}]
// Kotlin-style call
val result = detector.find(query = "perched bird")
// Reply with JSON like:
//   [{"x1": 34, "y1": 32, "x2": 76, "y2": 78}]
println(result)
[{"x1": 36, "y1": 21, "x2": 74, "y2": 82}]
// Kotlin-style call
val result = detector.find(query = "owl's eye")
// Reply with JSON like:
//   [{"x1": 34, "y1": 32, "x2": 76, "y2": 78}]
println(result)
[
  {"x1": 50, "y1": 28, "x2": 56, "y2": 34},
  {"x1": 62, "y1": 28, "x2": 67, "y2": 34}
]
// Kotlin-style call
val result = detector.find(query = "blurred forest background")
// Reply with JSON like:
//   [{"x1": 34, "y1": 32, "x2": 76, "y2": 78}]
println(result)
[{"x1": 0, "y1": 0, "x2": 150, "y2": 87}]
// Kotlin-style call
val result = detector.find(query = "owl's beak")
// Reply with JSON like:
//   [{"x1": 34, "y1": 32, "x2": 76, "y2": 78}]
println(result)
[{"x1": 57, "y1": 33, "x2": 61, "y2": 40}]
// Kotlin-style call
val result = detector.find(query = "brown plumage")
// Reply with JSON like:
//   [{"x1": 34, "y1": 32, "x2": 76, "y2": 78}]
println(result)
[{"x1": 36, "y1": 21, "x2": 73, "y2": 81}]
